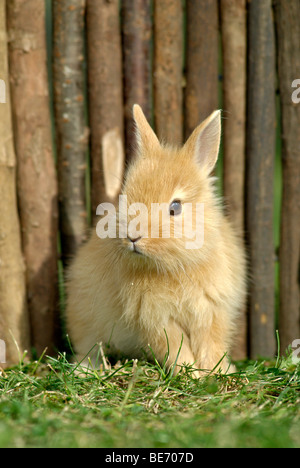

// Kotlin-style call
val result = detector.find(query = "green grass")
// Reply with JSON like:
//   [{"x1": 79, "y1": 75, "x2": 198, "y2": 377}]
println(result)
[{"x1": 0, "y1": 349, "x2": 299, "y2": 448}]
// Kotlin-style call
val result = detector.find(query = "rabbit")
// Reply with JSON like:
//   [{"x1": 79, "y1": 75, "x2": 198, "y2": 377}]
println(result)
[{"x1": 66, "y1": 104, "x2": 247, "y2": 376}]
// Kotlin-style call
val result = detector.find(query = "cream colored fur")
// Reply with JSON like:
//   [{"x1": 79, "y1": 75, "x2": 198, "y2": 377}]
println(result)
[{"x1": 66, "y1": 105, "x2": 247, "y2": 376}]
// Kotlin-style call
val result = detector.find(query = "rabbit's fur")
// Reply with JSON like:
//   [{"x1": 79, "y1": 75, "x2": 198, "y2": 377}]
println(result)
[{"x1": 66, "y1": 105, "x2": 247, "y2": 375}]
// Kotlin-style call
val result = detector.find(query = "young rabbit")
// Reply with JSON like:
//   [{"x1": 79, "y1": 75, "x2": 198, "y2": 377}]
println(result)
[{"x1": 66, "y1": 105, "x2": 247, "y2": 375}]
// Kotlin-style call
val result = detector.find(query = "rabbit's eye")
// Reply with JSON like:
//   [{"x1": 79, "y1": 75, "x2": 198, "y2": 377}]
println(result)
[{"x1": 169, "y1": 200, "x2": 182, "y2": 216}]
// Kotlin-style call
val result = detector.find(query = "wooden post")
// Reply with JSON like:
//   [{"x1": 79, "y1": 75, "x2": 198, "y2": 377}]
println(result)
[
  {"x1": 220, "y1": 0, "x2": 246, "y2": 232},
  {"x1": 184, "y1": 0, "x2": 219, "y2": 139},
  {"x1": 122, "y1": 0, "x2": 152, "y2": 161},
  {"x1": 53, "y1": 0, "x2": 88, "y2": 266},
  {"x1": 274, "y1": 0, "x2": 300, "y2": 353},
  {"x1": 7, "y1": 0, "x2": 59, "y2": 356},
  {"x1": 246, "y1": 0, "x2": 276, "y2": 358},
  {"x1": 0, "y1": 0, "x2": 30, "y2": 366},
  {"x1": 154, "y1": 0, "x2": 183, "y2": 145},
  {"x1": 220, "y1": 0, "x2": 247, "y2": 359},
  {"x1": 86, "y1": 0, "x2": 124, "y2": 218}
]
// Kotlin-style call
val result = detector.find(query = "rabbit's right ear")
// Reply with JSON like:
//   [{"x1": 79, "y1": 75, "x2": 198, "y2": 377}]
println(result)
[
  {"x1": 183, "y1": 110, "x2": 221, "y2": 175},
  {"x1": 133, "y1": 104, "x2": 160, "y2": 152}
]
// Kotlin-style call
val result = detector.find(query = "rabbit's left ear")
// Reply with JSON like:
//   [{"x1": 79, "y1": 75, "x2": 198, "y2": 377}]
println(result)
[
  {"x1": 133, "y1": 104, "x2": 160, "y2": 153},
  {"x1": 183, "y1": 110, "x2": 221, "y2": 175}
]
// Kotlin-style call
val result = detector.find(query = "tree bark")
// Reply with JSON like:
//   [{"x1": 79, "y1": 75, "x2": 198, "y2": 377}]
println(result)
[
  {"x1": 184, "y1": 0, "x2": 219, "y2": 139},
  {"x1": 53, "y1": 0, "x2": 88, "y2": 266},
  {"x1": 122, "y1": 0, "x2": 152, "y2": 161},
  {"x1": 86, "y1": 0, "x2": 124, "y2": 218},
  {"x1": 154, "y1": 0, "x2": 183, "y2": 146},
  {"x1": 274, "y1": 0, "x2": 300, "y2": 353},
  {"x1": 246, "y1": 0, "x2": 276, "y2": 358},
  {"x1": 220, "y1": 0, "x2": 247, "y2": 359},
  {"x1": 0, "y1": 0, "x2": 30, "y2": 366},
  {"x1": 7, "y1": 0, "x2": 59, "y2": 356},
  {"x1": 220, "y1": 0, "x2": 246, "y2": 232}
]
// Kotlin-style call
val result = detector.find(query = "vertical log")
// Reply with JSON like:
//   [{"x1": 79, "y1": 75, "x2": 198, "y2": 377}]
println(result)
[
  {"x1": 7, "y1": 0, "x2": 59, "y2": 356},
  {"x1": 246, "y1": 0, "x2": 276, "y2": 358},
  {"x1": 86, "y1": 0, "x2": 124, "y2": 218},
  {"x1": 53, "y1": 0, "x2": 88, "y2": 266},
  {"x1": 154, "y1": 0, "x2": 183, "y2": 145},
  {"x1": 274, "y1": 0, "x2": 300, "y2": 353},
  {"x1": 0, "y1": 0, "x2": 30, "y2": 366},
  {"x1": 220, "y1": 0, "x2": 247, "y2": 359},
  {"x1": 122, "y1": 0, "x2": 152, "y2": 161},
  {"x1": 220, "y1": 0, "x2": 246, "y2": 232},
  {"x1": 184, "y1": 0, "x2": 219, "y2": 139}
]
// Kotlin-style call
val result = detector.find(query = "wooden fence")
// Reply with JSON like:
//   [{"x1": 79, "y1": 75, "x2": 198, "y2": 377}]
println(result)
[{"x1": 0, "y1": 0, "x2": 299, "y2": 367}]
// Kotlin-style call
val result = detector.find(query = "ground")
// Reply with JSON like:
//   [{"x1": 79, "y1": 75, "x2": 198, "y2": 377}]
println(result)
[{"x1": 0, "y1": 348, "x2": 299, "y2": 448}]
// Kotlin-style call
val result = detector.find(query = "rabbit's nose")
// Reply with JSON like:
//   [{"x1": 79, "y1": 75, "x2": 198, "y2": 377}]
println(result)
[{"x1": 127, "y1": 235, "x2": 142, "y2": 244}]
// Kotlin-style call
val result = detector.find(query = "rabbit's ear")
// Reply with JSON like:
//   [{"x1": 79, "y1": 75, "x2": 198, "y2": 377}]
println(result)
[
  {"x1": 183, "y1": 110, "x2": 221, "y2": 175},
  {"x1": 133, "y1": 104, "x2": 160, "y2": 152}
]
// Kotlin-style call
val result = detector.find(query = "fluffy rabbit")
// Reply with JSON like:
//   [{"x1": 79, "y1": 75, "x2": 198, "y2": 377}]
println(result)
[{"x1": 66, "y1": 105, "x2": 247, "y2": 376}]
